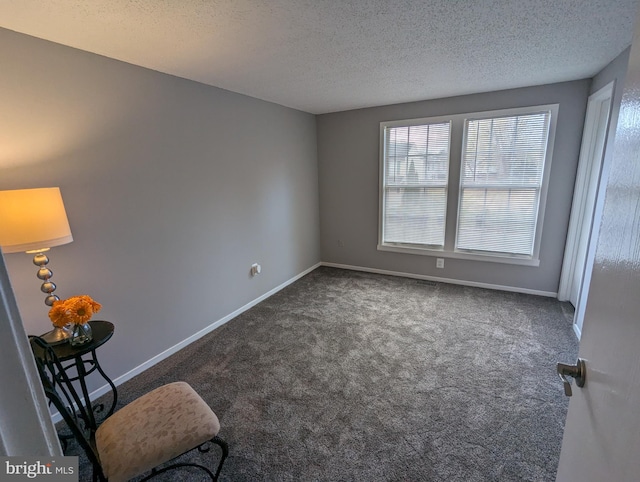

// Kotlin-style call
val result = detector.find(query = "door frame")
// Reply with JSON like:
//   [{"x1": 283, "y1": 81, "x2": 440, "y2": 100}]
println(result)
[
  {"x1": 558, "y1": 81, "x2": 614, "y2": 338},
  {"x1": 0, "y1": 250, "x2": 61, "y2": 456}
]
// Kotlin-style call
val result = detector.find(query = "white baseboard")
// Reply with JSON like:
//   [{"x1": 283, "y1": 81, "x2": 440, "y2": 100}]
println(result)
[
  {"x1": 321, "y1": 262, "x2": 558, "y2": 298},
  {"x1": 52, "y1": 262, "x2": 322, "y2": 423}
]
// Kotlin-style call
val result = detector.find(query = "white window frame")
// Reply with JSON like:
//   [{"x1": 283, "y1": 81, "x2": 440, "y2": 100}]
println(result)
[{"x1": 378, "y1": 104, "x2": 559, "y2": 266}]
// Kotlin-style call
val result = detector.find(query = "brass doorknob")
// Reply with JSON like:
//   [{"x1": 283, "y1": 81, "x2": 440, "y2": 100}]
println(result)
[{"x1": 557, "y1": 358, "x2": 586, "y2": 397}]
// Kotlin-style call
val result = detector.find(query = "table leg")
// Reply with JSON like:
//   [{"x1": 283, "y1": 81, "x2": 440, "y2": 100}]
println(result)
[
  {"x1": 90, "y1": 349, "x2": 118, "y2": 417},
  {"x1": 74, "y1": 354, "x2": 97, "y2": 430}
]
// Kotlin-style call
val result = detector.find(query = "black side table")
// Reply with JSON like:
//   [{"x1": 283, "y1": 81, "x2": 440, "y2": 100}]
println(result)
[{"x1": 35, "y1": 320, "x2": 118, "y2": 429}]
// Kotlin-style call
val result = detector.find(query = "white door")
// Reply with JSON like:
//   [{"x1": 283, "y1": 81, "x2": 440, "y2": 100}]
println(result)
[
  {"x1": 558, "y1": 82, "x2": 613, "y2": 338},
  {"x1": 556, "y1": 11, "x2": 640, "y2": 482}
]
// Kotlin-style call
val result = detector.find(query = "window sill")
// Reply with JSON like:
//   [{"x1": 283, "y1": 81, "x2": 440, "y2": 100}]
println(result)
[{"x1": 377, "y1": 243, "x2": 541, "y2": 267}]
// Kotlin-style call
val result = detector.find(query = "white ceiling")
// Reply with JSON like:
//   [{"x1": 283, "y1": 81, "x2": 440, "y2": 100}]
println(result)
[{"x1": 0, "y1": 0, "x2": 638, "y2": 114}]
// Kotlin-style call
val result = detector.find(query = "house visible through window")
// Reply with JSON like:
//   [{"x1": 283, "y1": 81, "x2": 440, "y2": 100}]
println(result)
[{"x1": 379, "y1": 105, "x2": 558, "y2": 265}]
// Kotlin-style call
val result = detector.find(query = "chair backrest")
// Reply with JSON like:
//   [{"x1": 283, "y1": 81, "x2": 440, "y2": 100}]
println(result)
[{"x1": 29, "y1": 336, "x2": 104, "y2": 478}]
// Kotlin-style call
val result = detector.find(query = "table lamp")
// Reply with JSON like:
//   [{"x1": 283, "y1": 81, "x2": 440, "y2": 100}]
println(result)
[{"x1": 0, "y1": 187, "x2": 74, "y2": 343}]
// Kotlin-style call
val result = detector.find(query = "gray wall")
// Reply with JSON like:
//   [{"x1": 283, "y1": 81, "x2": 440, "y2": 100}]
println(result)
[
  {"x1": 591, "y1": 48, "x2": 631, "y2": 95},
  {"x1": 317, "y1": 80, "x2": 591, "y2": 294},
  {"x1": 0, "y1": 28, "x2": 320, "y2": 390}
]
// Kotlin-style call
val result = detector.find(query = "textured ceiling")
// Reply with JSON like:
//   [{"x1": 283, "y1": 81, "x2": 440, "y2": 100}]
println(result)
[{"x1": 0, "y1": 0, "x2": 638, "y2": 114}]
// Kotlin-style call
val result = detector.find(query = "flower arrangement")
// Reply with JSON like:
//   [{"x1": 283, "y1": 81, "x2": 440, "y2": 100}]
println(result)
[{"x1": 48, "y1": 295, "x2": 102, "y2": 328}]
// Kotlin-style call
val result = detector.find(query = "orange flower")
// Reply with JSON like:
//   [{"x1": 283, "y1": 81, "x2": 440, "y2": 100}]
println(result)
[
  {"x1": 77, "y1": 295, "x2": 102, "y2": 314},
  {"x1": 48, "y1": 300, "x2": 70, "y2": 328},
  {"x1": 47, "y1": 294, "x2": 102, "y2": 327},
  {"x1": 67, "y1": 298, "x2": 94, "y2": 325}
]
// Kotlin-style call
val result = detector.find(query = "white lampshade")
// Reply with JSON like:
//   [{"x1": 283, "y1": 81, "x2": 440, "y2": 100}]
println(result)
[{"x1": 0, "y1": 187, "x2": 73, "y2": 253}]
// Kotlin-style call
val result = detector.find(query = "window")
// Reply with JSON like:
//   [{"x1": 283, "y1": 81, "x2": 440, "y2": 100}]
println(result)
[
  {"x1": 379, "y1": 105, "x2": 558, "y2": 265},
  {"x1": 380, "y1": 120, "x2": 451, "y2": 247},
  {"x1": 457, "y1": 111, "x2": 552, "y2": 256}
]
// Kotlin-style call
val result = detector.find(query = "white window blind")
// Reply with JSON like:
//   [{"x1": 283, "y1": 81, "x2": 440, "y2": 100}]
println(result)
[
  {"x1": 382, "y1": 121, "x2": 451, "y2": 247},
  {"x1": 456, "y1": 111, "x2": 552, "y2": 256}
]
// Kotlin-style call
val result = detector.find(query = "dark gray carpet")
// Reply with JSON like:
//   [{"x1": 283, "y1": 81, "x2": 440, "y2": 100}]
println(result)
[{"x1": 71, "y1": 267, "x2": 578, "y2": 481}]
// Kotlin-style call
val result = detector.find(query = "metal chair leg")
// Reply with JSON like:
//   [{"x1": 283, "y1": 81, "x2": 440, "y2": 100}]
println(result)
[{"x1": 211, "y1": 436, "x2": 229, "y2": 481}]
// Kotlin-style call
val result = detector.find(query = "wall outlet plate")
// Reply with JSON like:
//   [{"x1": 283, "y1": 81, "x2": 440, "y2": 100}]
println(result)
[{"x1": 436, "y1": 258, "x2": 445, "y2": 269}]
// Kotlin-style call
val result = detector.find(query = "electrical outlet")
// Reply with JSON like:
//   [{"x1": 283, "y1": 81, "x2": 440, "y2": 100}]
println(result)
[
  {"x1": 436, "y1": 258, "x2": 445, "y2": 269},
  {"x1": 251, "y1": 263, "x2": 261, "y2": 276},
  {"x1": 337, "y1": 239, "x2": 344, "y2": 247}
]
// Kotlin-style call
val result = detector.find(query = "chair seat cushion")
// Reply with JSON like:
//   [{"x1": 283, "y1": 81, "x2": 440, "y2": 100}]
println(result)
[{"x1": 95, "y1": 381, "x2": 220, "y2": 482}]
